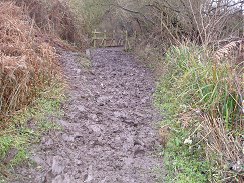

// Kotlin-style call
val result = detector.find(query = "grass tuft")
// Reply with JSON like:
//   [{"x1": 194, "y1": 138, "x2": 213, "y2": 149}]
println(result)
[
  {"x1": 155, "y1": 43, "x2": 243, "y2": 182},
  {"x1": 0, "y1": 81, "x2": 65, "y2": 181}
]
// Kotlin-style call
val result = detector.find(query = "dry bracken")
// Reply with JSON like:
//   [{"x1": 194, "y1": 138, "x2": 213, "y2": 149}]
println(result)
[{"x1": 0, "y1": 2, "x2": 58, "y2": 124}]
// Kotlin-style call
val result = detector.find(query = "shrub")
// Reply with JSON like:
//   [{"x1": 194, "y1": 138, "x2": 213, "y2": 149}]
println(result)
[
  {"x1": 4, "y1": 0, "x2": 87, "y2": 47},
  {"x1": 0, "y1": 2, "x2": 58, "y2": 124}
]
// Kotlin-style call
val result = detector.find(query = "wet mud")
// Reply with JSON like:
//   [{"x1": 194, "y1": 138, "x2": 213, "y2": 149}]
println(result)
[{"x1": 11, "y1": 47, "x2": 164, "y2": 183}]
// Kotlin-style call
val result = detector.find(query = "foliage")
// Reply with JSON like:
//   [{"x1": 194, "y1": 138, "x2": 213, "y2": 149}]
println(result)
[
  {"x1": 68, "y1": 0, "x2": 113, "y2": 33},
  {"x1": 9, "y1": 0, "x2": 86, "y2": 46},
  {"x1": 165, "y1": 45, "x2": 242, "y2": 127},
  {"x1": 155, "y1": 44, "x2": 243, "y2": 182},
  {"x1": 0, "y1": 3, "x2": 66, "y2": 180},
  {"x1": 0, "y1": 2, "x2": 60, "y2": 123}
]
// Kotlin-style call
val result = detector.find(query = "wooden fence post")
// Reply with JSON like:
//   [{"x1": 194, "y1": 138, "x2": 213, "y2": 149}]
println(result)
[
  {"x1": 124, "y1": 30, "x2": 131, "y2": 51},
  {"x1": 104, "y1": 30, "x2": 107, "y2": 47},
  {"x1": 112, "y1": 30, "x2": 115, "y2": 46},
  {"x1": 93, "y1": 29, "x2": 97, "y2": 48},
  {"x1": 125, "y1": 30, "x2": 128, "y2": 50}
]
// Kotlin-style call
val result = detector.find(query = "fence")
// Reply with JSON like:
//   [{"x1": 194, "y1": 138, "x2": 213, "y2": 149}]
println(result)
[{"x1": 92, "y1": 30, "x2": 131, "y2": 50}]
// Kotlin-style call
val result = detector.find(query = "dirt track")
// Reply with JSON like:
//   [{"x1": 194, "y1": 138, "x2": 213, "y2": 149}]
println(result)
[{"x1": 12, "y1": 47, "x2": 164, "y2": 183}]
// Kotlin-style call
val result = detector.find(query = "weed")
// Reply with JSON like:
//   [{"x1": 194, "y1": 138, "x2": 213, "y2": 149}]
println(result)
[
  {"x1": 0, "y1": 136, "x2": 13, "y2": 160},
  {"x1": 155, "y1": 44, "x2": 243, "y2": 182},
  {"x1": 0, "y1": 81, "x2": 64, "y2": 179}
]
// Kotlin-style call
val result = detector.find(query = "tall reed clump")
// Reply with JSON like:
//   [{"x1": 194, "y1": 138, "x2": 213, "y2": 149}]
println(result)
[
  {"x1": 0, "y1": 2, "x2": 58, "y2": 124},
  {"x1": 155, "y1": 43, "x2": 243, "y2": 182}
]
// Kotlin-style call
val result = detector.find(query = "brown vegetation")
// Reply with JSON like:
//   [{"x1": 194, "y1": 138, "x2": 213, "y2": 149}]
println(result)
[
  {"x1": 0, "y1": 0, "x2": 89, "y2": 124},
  {"x1": 6, "y1": 0, "x2": 87, "y2": 47},
  {"x1": 93, "y1": 0, "x2": 243, "y2": 48},
  {"x1": 0, "y1": 2, "x2": 58, "y2": 124}
]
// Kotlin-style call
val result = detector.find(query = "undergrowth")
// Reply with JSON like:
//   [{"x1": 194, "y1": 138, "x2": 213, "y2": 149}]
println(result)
[
  {"x1": 0, "y1": 81, "x2": 64, "y2": 182},
  {"x1": 0, "y1": 2, "x2": 59, "y2": 122},
  {"x1": 155, "y1": 44, "x2": 243, "y2": 182},
  {"x1": 68, "y1": 0, "x2": 110, "y2": 33},
  {"x1": 0, "y1": 0, "x2": 84, "y2": 181}
]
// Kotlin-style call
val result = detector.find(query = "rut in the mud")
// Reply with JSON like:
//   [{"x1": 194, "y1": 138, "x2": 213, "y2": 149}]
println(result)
[{"x1": 12, "y1": 47, "x2": 164, "y2": 183}]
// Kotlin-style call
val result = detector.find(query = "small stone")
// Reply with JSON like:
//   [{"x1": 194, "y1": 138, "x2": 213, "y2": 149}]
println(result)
[
  {"x1": 114, "y1": 111, "x2": 127, "y2": 118},
  {"x1": 74, "y1": 173, "x2": 81, "y2": 179},
  {"x1": 45, "y1": 139, "x2": 54, "y2": 146},
  {"x1": 62, "y1": 134, "x2": 75, "y2": 142},
  {"x1": 51, "y1": 156, "x2": 65, "y2": 176},
  {"x1": 74, "y1": 132, "x2": 83, "y2": 139},
  {"x1": 75, "y1": 160, "x2": 82, "y2": 166},
  {"x1": 77, "y1": 105, "x2": 86, "y2": 112},
  {"x1": 141, "y1": 97, "x2": 150, "y2": 103},
  {"x1": 31, "y1": 155, "x2": 44, "y2": 165},
  {"x1": 184, "y1": 137, "x2": 192, "y2": 145},
  {"x1": 124, "y1": 157, "x2": 133, "y2": 168},
  {"x1": 86, "y1": 49, "x2": 91, "y2": 58},
  {"x1": 36, "y1": 166, "x2": 42, "y2": 170},
  {"x1": 97, "y1": 96, "x2": 111, "y2": 105},
  {"x1": 84, "y1": 165, "x2": 93, "y2": 182},
  {"x1": 231, "y1": 160, "x2": 244, "y2": 173},
  {"x1": 134, "y1": 145, "x2": 145, "y2": 156},
  {"x1": 76, "y1": 69, "x2": 81, "y2": 75},
  {"x1": 89, "y1": 114, "x2": 99, "y2": 121},
  {"x1": 40, "y1": 176, "x2": 46, "y2": 183},
  {"x1": 84, "y1": 173, "x2": 93, "y2": 183},
  {"x1": 66, "y1": 112, "x2": 77, "y2": 120},
  {"x1": 90, "y1": 124, "x2": 101, "y2": 133}
]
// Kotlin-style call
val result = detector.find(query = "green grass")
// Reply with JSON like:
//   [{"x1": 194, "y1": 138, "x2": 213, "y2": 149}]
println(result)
[
  {"x1": 0, "y1": 81, "x2": 65, "y2": 180},
  {"x1": 155, "y1": 101, "x2": 213, "y2": 182},
  {"x1": 154, "y1": 44, "x2": 243, "y2": 182},
  {"x1": 163, "y1": 126, "x2": 212, "y2": 183}
]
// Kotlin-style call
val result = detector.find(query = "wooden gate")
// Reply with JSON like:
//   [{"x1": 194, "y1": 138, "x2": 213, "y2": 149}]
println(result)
[{"x1": 92, "y1": 30, "x2": 131, "y2": 50}]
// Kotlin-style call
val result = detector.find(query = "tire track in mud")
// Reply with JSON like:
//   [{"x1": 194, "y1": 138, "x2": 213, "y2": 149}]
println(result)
[{"x1": 12, "y1": 47, "x2": 164, "y2": 183}]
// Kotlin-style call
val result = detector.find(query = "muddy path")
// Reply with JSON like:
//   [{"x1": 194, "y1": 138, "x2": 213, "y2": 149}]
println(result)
[{"x1": 12, "y1": 47, "x2": 164, "y2": 183}]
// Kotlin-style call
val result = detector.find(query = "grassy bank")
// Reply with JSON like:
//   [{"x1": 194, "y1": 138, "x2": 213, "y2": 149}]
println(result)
[
  {"x1": 154, "y1": 44, "x2": 243, "y2": 182},
  {"x1": 0, "y1": 81, "x2": 64, "y2": 182},
  {"x1": 0, "y1": 1, "x2": 68, "y2": 180}
]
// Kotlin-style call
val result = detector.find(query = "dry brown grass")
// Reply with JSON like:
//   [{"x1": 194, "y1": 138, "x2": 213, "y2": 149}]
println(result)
[
  {"x1": 214, "y1": 39, "x2": 244, "y2": 64},
  {"x1": 0, "y1": 2, "x2": 59, "y2": 124},
  {"x1": 6, "y1": 0, "x2": 87, "y2": 48},
  {"x1": 202, "y1": 115, "x2": 244, "y2": 182}
]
